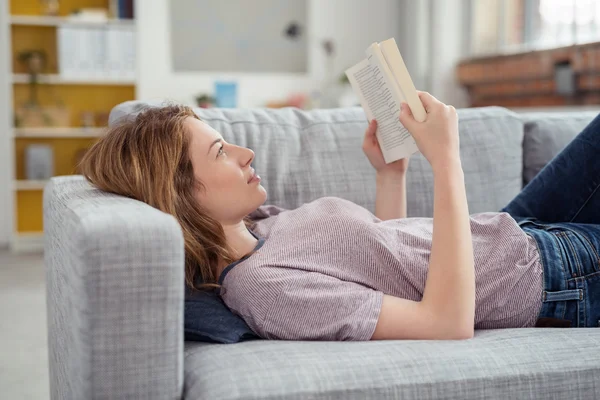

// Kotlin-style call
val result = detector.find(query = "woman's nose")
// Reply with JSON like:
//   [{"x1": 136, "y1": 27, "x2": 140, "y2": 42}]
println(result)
[{"x1": 241, "y1": 147, "x2": 254, "y2": 167}]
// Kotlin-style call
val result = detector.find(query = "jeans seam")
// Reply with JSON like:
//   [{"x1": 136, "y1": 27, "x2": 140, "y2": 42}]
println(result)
[
  {"x1": 570, "y1": 179, "x2": 600, "y2": 222},
  {"x1": 580, "y1": 284, "x2": 586, "y2": 328},
  {"x1": 548, "y1": 233, "x2": 569, "y2": 321},
  {"x1": 567, "y1": 269, "x2": 600, "y2": 281},
  {"x1": 565, "y1": 226, "x2": 600, "y2": 271},
  {"x1": 562, "y1": 232, "x2": 583, "y2": 277}
]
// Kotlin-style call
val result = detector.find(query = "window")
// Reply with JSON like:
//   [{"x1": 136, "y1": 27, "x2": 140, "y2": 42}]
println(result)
[{"x1": 469, "y1": 0, "x2": 600, "y2": 56}]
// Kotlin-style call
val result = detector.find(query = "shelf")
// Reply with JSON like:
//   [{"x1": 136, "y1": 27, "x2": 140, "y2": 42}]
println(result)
[
  {"x1": 10, "y1": 15, "x2": 135, "y2": 27},
  {"x1": 11, "y1": 231, "x2": 44, "y2": 254},
  {"x1": 15, "y1": 180, "x2": 49, "y2": 191},
  {"x1": 13, "y1": 127, "x2": 107, "y2": 138},
  {"x1": 12, "y1": 74, "x2": 136, "y2": 86}
]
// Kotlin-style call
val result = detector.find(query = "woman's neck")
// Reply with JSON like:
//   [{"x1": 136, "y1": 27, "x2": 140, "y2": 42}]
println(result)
[{"x1": 216, "y1": 221, "x2": 258, "y2": 276}]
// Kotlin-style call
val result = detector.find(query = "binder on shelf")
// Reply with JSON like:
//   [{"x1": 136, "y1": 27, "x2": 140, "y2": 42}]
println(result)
[{"x1": 57, "y1": 24, "x2": 136, "y2": 82}]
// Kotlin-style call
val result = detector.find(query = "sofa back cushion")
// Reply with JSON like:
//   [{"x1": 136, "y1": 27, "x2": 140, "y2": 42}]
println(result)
[
  {"x1": 519, "y1": 111, "x2": 598, "y2": 185},
  {"x1": 110, "y1": 102, "x2": 524, "y2": 216}
]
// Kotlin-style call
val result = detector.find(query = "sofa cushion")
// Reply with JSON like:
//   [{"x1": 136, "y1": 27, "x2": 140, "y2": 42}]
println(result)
[
  {"x1": 111, "y1": 102, "x2": 524, "y2": 216},
  {"x1": 520, "y1": 111, "x2": 598, "y2": 185},
  {"x1": 406, "y1": 106, "x2": 523, "y2": 215},
  {"x1": 183, "y1": 328, "x2": 600, "y2": 400}
]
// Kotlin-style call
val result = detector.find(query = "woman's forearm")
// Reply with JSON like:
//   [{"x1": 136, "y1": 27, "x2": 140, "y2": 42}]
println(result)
[
  {"x1": 421, "y1": 160, "x2": 475, "y2": 338},
  {"x1": 375, "y1": 171, "x2": 407, "y2": 220}
]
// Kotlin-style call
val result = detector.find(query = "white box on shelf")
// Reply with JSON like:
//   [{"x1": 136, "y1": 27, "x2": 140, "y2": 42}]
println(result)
[{"x1": 25, "y1": 144, "x2": 54, "y2": 180}]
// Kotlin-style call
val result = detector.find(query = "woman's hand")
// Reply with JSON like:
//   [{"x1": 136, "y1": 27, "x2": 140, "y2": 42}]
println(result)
[
  {"x1": 362, "y1": 119, "x2": 409, "y2": 175},
  {"x1": 399, "y1": 92, "x2": 460, "y2": 171}
]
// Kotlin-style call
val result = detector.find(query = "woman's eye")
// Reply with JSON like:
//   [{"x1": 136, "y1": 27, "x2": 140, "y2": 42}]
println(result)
[{"x1": 217, "y1": 145, "x2": 225, "y2": 157}]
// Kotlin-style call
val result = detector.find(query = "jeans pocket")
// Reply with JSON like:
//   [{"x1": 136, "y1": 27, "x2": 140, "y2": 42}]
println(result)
[{"x1": 561, "y1": 229, "x2": 600, "y2": 275}]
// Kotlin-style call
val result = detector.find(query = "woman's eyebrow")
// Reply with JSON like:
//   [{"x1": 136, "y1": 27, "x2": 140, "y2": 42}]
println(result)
[{"x1": 207, "y1": 138, "x2": 223, "y2": 155}]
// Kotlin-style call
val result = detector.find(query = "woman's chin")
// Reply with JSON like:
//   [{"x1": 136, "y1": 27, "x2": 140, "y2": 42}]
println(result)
[{"x1": 256, "y1": 184, "x2": 268, "y2": 202}]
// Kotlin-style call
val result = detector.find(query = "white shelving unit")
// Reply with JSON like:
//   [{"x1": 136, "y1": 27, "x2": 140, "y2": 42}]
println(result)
[
  {"x1": 10, "y1": 231, "x2": 44, "y2": 253},
  {"x1": 14, "y1": 180, "x2": 49, "y2": 191},
  {"x1": 0, "y1": 0, "x2": 13, "y2": 249},
  {"x1": 12, "y1": 73, "x2": 135, "y2": 86},
  {"x1": 13, "y1": 127, "x2": 107, "y2": 137},
  {"x1": 10, "y1": 14, "x2": 134, "y2": 27},
  {"x1": 3, "y1": 9, "x2": 138, "y2": 253}
]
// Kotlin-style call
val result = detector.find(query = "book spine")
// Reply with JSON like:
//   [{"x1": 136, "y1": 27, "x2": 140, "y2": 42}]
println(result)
[{"x1": 119, "y1": 0, "x2": 127, "y2": 19}]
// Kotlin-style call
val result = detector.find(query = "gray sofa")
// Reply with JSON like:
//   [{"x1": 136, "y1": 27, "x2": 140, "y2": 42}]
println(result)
[{"x1": 44, "y1": 103, "x2": 600, "y2": 399}]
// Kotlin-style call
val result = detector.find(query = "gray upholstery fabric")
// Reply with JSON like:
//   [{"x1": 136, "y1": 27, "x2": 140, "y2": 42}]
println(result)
[
  {"x1": 184, "y1": 328, "x2": 600, "y2": 400},
  {"x1": 520, "y1": 111, "x2": 599, "y2": 185},
  {"x1": 44, "y1": 176, "x2": 185, "y2": 399},
  {"x1": 112, "y1": 101, "x2": 523, "y2": 215},
  {"x1": 405, "y1": 107, "x2": 523, "y2": 215},
  {"x1": 44, "y1": 104, "x2": 600, "y2": 400}
]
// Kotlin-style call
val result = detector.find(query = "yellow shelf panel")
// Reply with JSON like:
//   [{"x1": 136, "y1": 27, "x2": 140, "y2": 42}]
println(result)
[
  {"x1": 13, "y1": 74, "x2": 136, "y2": 85},
  {"x1": 11, "y1": 25, "x2": 58, "y2": 74},
  {"x1": 10, "y1": 0, "x2": 109, "y2": 16},
  {"x1": 14, "y1": 127, "x2": 107, "y2": 137},
  {"x1": 15, "y1": 137, "x2": 98, "y2": 179},
  {"x1": 10, "y1": 15, "x2": 135, "y2": 27},
  {"x1": 13, "y1": 84, "x2": 135, "y2": 127},
  {"x1": 16, "y1": 190, "x2": 44, "y2": 232}
]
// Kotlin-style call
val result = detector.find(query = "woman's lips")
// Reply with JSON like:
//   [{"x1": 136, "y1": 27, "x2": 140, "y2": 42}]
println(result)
[
  {"x1": 249, "y1": 173, "x2": 261, "y2": 183},
  {"x1": 248, "y1": 168, "x2": 261, "y2": 183}
]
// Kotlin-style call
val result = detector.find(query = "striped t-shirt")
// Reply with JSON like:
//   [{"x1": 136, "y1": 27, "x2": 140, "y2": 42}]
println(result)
[{"x1": 220, "y1": 197, "x2": 544, "y2": 341}]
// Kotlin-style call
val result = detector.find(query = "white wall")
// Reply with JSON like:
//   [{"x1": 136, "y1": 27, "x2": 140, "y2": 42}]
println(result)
[
  {"x1": 397, "y1": 0, "x2": 432, "y2": 92},
  {"x1": 428, "y1": 0, "x2": 469, "y2": 107},
  {"x1": 398, "y1": 0, "x2": 469, "y2": 108},
  {"x1": 137, "y1": 0, "x2": 403, "y2": 107},
  {"x1": 0, "y1": 0, "x2": 13, "y2": 248}
]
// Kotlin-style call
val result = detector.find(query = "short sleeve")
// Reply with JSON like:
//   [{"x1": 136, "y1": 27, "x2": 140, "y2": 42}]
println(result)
[{"x1": 261, "y1": 272, "x2": 384, "y2": 341}]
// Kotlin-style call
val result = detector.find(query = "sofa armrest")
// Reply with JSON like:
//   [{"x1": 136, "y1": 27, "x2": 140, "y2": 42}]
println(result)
[{"x1": 44, "y1": 176, "x2": 185, "y2": 399}]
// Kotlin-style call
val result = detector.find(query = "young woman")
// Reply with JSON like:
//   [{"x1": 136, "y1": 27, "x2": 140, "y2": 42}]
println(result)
[{"x1": 80, "y1": 92, "x2": 600, "y2": 341}]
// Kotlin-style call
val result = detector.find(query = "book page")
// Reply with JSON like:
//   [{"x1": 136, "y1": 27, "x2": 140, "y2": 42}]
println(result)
[{"x1": 345, "y1": 58, "x2": 417, "y2": 163}]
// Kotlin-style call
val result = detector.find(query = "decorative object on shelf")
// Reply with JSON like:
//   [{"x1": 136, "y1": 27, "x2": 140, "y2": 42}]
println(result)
[
  {"x1": 14, "y1": 49, "x2": 70, "y2": 127},
  {"x1": 80, "y1": 111, "x2": 95, "y2": 128},
  {"x1": 18, "y1": 50, "x2": 46, "y2": 106},
  {"x1": 214, "y1": 81, "x2": 238, "y2": 108},
  {"x1": 15, "y1": 106, "x2": 70, "y2": 128},
  {"x1": 41, "y1": 0, "x2": 60, "y2": 16},
  {"x1": 95, "y1": 111, "x2": 110, "y2": 127},
  {"x1": 69, "y1": 8, "x2": 109, "y2": 22},
  {"x1": 195, "y1": 94, "x2": 215, "y2": 108},
  {"x1": 25, "y1": 144, "x2": 54, "y2": 180}
]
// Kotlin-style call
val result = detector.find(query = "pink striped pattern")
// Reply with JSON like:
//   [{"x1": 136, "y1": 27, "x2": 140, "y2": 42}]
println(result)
[{"x1": 221, "y1": 197, "x2": 544, "y2": 341}]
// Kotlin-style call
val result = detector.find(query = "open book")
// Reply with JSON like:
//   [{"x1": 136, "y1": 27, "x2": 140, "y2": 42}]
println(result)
[{"x1": 345, "y1": 38, "x2": 426, "y2": 164}]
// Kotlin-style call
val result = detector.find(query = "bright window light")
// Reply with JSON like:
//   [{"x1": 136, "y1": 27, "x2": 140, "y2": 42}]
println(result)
[{"x1": 539, "y1": 0, "x2": 600, "y2": 25}]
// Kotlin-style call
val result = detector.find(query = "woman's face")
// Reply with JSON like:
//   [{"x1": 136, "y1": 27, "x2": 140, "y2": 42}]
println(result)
[{"x1": 185, "y1": 117, "x2": 267, "y2": 223}]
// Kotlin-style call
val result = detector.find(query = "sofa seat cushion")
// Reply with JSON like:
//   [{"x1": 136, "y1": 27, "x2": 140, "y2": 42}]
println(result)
[{"x1": 183, "y1": 329, "x2": 600, "y2": 400}]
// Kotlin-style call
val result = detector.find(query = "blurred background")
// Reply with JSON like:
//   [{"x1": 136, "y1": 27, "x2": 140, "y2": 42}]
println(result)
[{"x1": 2, "y1": 0, "x2": 600, "y2": 252}]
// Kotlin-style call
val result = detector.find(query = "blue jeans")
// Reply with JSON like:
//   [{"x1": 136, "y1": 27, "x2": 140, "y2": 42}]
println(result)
[{"x1": 501, "y1": 113, "x2": 600, "y2": 328}]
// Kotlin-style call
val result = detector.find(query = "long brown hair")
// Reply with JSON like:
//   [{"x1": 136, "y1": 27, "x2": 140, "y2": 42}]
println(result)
[{"x1": 79, "y1": 104, "x2": 251, "y2": 292}]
